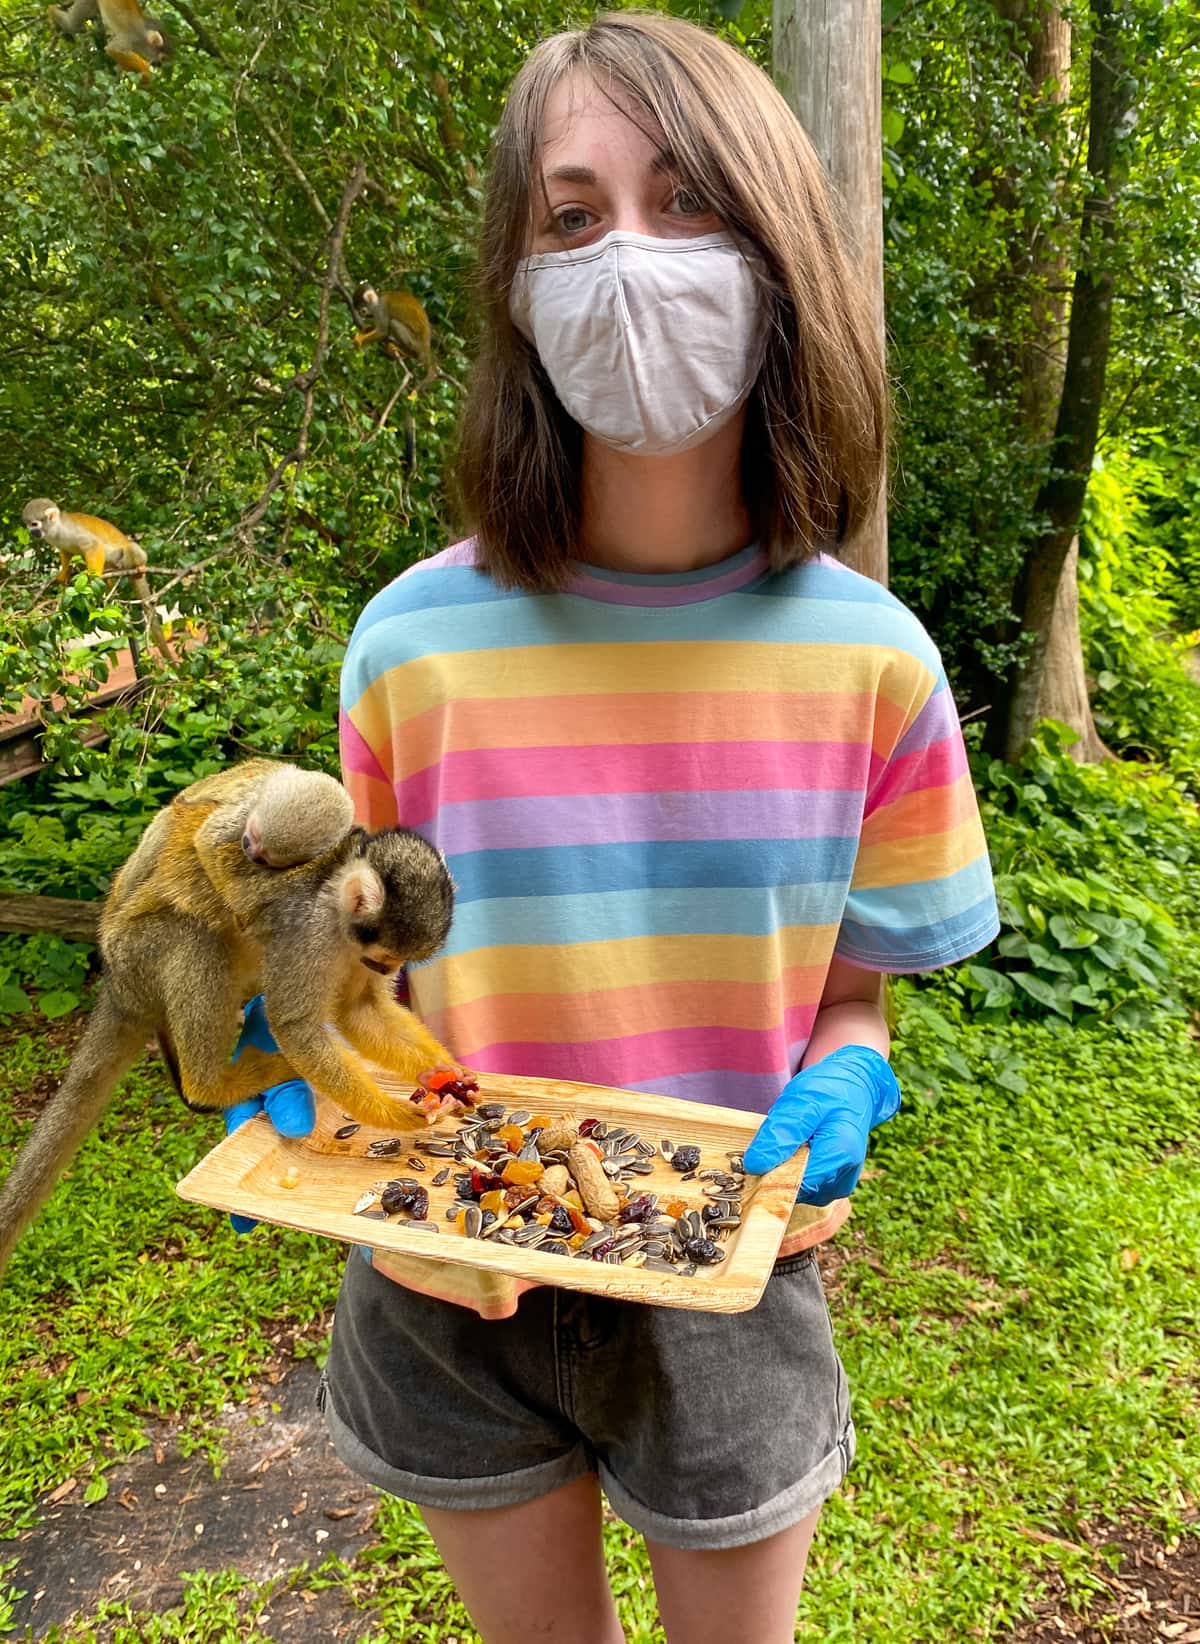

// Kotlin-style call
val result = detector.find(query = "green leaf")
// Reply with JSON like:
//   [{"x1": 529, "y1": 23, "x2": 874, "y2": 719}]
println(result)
[
  {"x1": 1011, "y1": 973, "x2": 1073, "y2": 1016},
  {"x1": 39, "y1": 989, "x2": 81, "y2": 1020},
  {"x1": 0, "y1": 984, "x2": 31, "y2": 1015}
]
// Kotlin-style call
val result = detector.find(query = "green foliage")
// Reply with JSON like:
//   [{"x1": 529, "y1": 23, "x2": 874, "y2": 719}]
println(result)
[
  {"x1": 0, "y1": 934, "x2": 93, "y2": 1020},
  {"x1": 1079, "y1": 449, "x2": 1200, "y2": 794},
  {"x1": 934, "y1": 724, "x2": 1200, "y2": 1032}
]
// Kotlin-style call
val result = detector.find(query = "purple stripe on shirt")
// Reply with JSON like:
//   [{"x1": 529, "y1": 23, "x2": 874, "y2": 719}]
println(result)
[{"x1": 431, "y1": 786, "x2": 865, "y2": 854}]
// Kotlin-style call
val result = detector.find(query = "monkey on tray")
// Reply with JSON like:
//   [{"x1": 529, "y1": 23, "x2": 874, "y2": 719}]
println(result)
[{"x1": 0, "y1": 760, "x2": 471, "y2": 1275}]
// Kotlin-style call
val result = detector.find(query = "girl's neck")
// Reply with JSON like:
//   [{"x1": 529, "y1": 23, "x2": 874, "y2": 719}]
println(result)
[{"x1": 576, "y1": 412, "x2": 752, "y2": 575}]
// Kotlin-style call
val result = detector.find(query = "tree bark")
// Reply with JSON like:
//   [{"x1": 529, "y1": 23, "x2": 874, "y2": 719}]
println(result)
[
  {"x1": 1004, "y1": 0, "x2": 1134, "y2": 761},
  {"x1": 0, "y1": 895, "x2": 101, "y2": 941},
  {"x1": 773, "y1": 0, "x2": 888, "y2": 587}
]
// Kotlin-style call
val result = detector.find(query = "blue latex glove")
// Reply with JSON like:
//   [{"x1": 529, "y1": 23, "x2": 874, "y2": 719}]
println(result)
[
  {"x1": 225, "y1": 995, "x2": 315, "y2": 1233},
  {"x1": 742, "y1": 1044, "x2": 901, "y2": 1206}
]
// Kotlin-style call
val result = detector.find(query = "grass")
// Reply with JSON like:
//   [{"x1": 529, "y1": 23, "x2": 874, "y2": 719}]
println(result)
[{"x1": 1, "y1": 1004, "x2": 1198, "y2": 1641}]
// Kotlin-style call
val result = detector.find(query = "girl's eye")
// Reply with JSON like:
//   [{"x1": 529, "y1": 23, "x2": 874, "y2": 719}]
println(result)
[
  {"x1": 553, "y1": 206, "x2": 593, "y2": 235},
  {"x1": 670, "y1": 187, "x2": 708, "y2": 216}
]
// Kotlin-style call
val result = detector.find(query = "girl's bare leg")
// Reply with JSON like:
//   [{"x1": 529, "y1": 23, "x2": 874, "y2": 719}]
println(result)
[
  {"x1": 646, "y1": 1507, "x2": 821, "y2": 1644},
  {"x1": 420, "y1": 1472, "x2": 625, "y2": 1644}
]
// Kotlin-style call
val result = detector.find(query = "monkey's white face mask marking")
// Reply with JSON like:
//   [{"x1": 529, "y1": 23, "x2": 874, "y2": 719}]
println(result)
[{"x1": 509, "y1": 229, "x2": 768, "y2": 456}]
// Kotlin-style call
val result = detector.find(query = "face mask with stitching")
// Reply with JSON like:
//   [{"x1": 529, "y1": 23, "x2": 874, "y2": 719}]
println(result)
[{"x1": 510, "y1": 229, "x2": 768, "y2": 455}]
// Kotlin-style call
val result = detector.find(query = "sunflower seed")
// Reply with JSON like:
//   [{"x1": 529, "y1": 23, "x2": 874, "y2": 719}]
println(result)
[
  {"x1": 474, "y1": 1103, "x2": 506, "y2": 1120},
  {"x1": 405, "y1": 1156, "x2": 427, "y2": 1171},
  {"x1": 626, "y1": 1159, "x2": 655, "y2": 1174},
  {"x1": 463, "y1": 1205, "x2": 483, "y2": 1238},
  {"x1": 659, "y1": 1138, "x2": 674, "y2": 1158},
  {"x1": 406, "y1": 1220, "x2": 439, "y2": 1233},
  {"x1": 507, "y1": 1110, "x2": 531, "y2": 1126},
  {"x1": 355, "y1": 1207, "x2": 390, "y2": 1220},
  {"x1": 431, "y1": 1167, "x2": 450, "y2": 1187},
  {"x1": 334, "y1": 1123, "x2": 361, "y2": 1139},
  {"x1": 517, "y1": 1138, "x2": 541, "y2": 1163},
  {"x1": 624, "y1": 1250, "x2": 647, "y2": 1266},
  {"x1": 367, "y1": 1138, "x2": 404, "y2": 1157},
  {"x1": 634, "y1": 1138, "x2": 657, "y2": 1157},
  {"x1": 644, "y1": 1257, "x2": 679, "y2": 1274},
  {"x1": 352, "y1": 1190, "x2": 380, "y2": 1214}
]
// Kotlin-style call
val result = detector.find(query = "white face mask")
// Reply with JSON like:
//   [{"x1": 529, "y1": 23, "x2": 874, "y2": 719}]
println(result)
[{"x1": 509, "y1": 229, "x2": 767, "y2": 456}]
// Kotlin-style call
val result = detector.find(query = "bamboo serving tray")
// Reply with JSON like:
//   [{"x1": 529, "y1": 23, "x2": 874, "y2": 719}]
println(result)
[{"x1": 175, "y1": 1071, "x2": 809, "y2": 1313}]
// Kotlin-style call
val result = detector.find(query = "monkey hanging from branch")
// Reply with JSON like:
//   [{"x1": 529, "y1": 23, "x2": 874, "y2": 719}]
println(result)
[
  {"x1": 22, "y1": 498, "x2": 171, "y2": 664},
  {"x1": 352, "y1": 281, "x2": 440, "y2": 464},
  {"x1": 47, "y1": 0, "x2": 167, "y2": 82},
  {"x1": 0, "y1": 760, "x2": 471, "y2": 1275}
]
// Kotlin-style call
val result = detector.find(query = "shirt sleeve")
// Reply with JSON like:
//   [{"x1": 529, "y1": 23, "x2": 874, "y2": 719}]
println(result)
[{"x1": 833, "y1": 667, "x2": 1000, "y2": 973}]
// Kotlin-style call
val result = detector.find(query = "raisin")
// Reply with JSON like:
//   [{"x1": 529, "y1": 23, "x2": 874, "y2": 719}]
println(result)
[
  {"x1": 684, "y1": 1237, "x2": 725, "y2": 1265},
  {"x1": 670, "y1": 1145, "x2": 701, "y2": 1173},
  {"x1": 380, "y1": 1181, "x2": 429, "y2": 1218},
  {"x1": 549, "y1": 1204, "x2": 574, "y2": 1235},
  {"x1": 541, "y1": 1239, "x2": 570, "y2": 1256},
  {"x1": 453, "y1": 1172, "x2": 477, "y2": 1200}
]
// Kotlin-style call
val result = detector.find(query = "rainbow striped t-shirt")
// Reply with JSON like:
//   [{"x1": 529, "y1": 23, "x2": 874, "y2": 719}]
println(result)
[{"x1": 339, "y1": 539, "x2": 999, "y2": 1316}]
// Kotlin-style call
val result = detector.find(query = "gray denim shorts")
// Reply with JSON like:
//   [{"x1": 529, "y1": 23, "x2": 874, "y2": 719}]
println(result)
[{"x1": 320, "y1": 1246, "x2": 854, "y2": 1551}]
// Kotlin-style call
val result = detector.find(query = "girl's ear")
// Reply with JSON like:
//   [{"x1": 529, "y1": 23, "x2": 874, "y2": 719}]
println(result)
[{"x1": 338, "y1": 865, "x2": 385, "y2": 919}]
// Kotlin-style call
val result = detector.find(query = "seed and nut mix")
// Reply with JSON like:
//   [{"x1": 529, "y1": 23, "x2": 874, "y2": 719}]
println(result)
[{"x1": 350, "y1": 1104, "x2": 748, "y2": 1276}]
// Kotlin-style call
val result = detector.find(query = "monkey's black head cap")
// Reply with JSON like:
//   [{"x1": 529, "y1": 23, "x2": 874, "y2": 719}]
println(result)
[{"x1": 356, "y1": 827, "x2": 454, "y2": 963}]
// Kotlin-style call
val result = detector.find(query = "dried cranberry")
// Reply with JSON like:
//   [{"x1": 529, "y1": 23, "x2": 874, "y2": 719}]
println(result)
[
  {"x1": 619, "y1": 1194, "x2": 656, "y2": 1224},
  {"x1": 470, "y1": 1168, "x2": 504, "y2": 1195},
  {"x1": 588, "y1": 1239, "x2": 615, "y2": 1260},
  {"x1": 548, "y1": 1204, "x2": 574, "y2": 1235},
  {"x1": 670, "y1": 1145, "x2": 701, "y2": 1173},
  {"x1": 577, "y1": 1118, "x2": 600, "y2": 1137}
]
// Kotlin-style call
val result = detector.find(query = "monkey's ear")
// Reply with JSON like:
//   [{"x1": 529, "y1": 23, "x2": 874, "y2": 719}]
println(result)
[{"x1": 340, "y1": 865, "x2": 385, "y2": 919}]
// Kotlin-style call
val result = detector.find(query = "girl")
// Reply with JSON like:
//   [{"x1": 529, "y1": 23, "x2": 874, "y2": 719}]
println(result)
[{"x1": 319, "y1": 13, "x2": 999, "y2": 1641}]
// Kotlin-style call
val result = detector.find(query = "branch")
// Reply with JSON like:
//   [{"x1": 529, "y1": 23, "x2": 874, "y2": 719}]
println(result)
[{"x1": 234, "y1": 162, "x2": 366, "y2": 547}]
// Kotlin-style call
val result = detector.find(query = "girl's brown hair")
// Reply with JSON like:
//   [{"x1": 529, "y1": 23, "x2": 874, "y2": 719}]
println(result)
[{"x1": 455, "y1": 10, "x2": 890, "y2": 590}]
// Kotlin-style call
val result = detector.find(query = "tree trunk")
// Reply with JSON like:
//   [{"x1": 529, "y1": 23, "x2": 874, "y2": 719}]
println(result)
[
  {"x1": 773, "y1": 0, "x2": 888, "y2": 587},
  {"x1": 1004, "y1": 0, "x2": 1135, "y2": 761},
  {"x1": 0, "y1": 895, "x2": 101, "y2": 941}
]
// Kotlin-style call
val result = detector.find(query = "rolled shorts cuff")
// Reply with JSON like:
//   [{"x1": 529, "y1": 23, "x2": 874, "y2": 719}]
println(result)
[
  {"x1": 322, "y1": 1381, "x2": 593, "y2": 1511},
  {"x1": 598, "y1": 1417, "x2": 857, "y2": 1552}
]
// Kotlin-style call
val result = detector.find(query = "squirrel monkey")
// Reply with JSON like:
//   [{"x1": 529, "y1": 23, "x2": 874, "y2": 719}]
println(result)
[
  {"x1": 22, "y1": 498, "x2": 169, "y2": 659},
  {"x1": 48, "y1": 0, "x2": 166, "y2": 80},
  {"x1": 0, "y1": 763, "x2": 460, "y2": 1274},
  {"x1": 353, "y1": 285, "x2": 433, "y2": 378}
]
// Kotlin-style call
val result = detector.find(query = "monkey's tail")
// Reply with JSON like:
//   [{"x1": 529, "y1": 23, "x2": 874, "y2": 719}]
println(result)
[{"x1": 0, "y1": 987, "x2": 146, "y2": 1276}]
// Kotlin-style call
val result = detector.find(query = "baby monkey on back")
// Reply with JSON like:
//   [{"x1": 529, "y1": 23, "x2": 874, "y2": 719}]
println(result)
[{"x1": 0, "y1": 761, "x2": 461, "y2": 1274}]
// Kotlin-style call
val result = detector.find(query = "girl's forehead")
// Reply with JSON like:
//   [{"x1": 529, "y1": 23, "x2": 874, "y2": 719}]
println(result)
[{"x1": 539, "y1": 71, "x2": 666, "y2": 169}]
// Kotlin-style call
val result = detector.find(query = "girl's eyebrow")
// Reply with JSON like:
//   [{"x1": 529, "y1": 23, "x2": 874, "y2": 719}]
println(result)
[{"x1": 544, "y1": 149, "x2": 677, "y2": 187}]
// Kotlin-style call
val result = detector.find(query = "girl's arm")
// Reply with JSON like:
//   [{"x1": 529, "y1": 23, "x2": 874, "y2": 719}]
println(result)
[{"x1": 801, "y1": 954, "x2": 890, "y2": 1066}]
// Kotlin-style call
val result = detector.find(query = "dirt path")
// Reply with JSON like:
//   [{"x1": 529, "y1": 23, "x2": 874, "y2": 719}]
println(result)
[{"x1": 9, "y1": 1361, "x2": 378, "y2": 1640}]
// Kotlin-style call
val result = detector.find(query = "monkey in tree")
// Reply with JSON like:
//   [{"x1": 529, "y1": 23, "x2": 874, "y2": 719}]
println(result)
[
  {"x1": 47, "y1": 0, "x2": 166, "y2": 80},
  {"x1": 21, "y1": 498, "x2": 169, "y2": 660},
  {"x1": 353, "y1": 284, "x2": 433, "y2": 382},
  {"x1": 0, "y1": 763, "x2": 463, "y2": 1274}
]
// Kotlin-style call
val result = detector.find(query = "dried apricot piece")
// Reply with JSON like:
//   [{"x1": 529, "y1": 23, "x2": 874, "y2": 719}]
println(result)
[
  {"x1": 495, "y1": 1124, "x2": 525, "y2": 1151},
  {"x1": 479, "y1": 1189, "x2": 506, "y2": 1214},
  {"x1": 526, "y1": 1114, "x2": 552, "y2": 1131},
  {"x1": 663, "y1": 1196, "x2": 688, "y2": 1218},
  {"x1": 501, "y1": 1159, "x2": 545, "y2": 1186}
]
